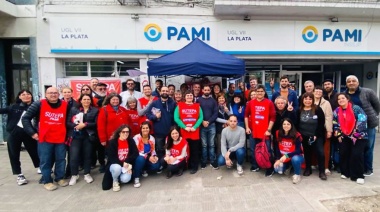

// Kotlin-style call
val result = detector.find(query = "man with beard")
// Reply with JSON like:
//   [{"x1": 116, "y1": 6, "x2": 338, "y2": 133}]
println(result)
[
  {"x1": 120, "y1": 79, "x2": 142, "y2": 107},
  {"x1": 271, "y1": 76, "x2": 298, "y2": 110},
  {"x1": 152, "y1": 79, "x2": 163, "y2": 98},
  {"x1": 345, "y1": 75, "x2": 380, "y2": 177},
  {"x1": 146, "y1": 86, "x2": 177, "y2": 162},
  {"x1": 137, "y1": 85, "x2": 158, "y2": 133},
  {"x1": 93, "y1": 82, "x2": 108, "y2": 107},
  {"x1": 197, "y1": 85, "x2": 219, "y2": 169},
  {"x1": 225, "y1": 83, "x2": 236, "y2": 106},
  {"x1": 323, "y1": 79, "x2": 338, "y2": 111},
  {"x1": 245, "y1": 77, "x2": 258, "y2": 100}
]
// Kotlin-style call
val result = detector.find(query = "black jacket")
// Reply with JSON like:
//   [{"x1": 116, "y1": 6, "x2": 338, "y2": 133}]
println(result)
[
  {"x1": 272, "y1": 108, "x2": 297, "y2": 136},
  {"x1": 102, "y1": 137, "x2": 138, "y2": 190},
  {"x1": 21, "y1": 99, "x2": 70, "y2": 137},
  {"x1": 66, "y1": 106, "x2": 99, "y2": 138},
  {"x1": 0, "y1": 102, "x2": 33, "y2": 133}
]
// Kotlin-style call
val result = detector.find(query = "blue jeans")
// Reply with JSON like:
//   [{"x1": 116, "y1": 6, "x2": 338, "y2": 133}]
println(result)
[
  {"x1": 283, "y1": 155, "x2": 304, "y2": 175},
  {"x1": 365, "y1": 127, "x2": 376, "y2": 172},
  {"x1": 249, "y1": 136, "x2": 272, "y2": 169},
  {"x1": 38, "y1": 142, "x2": 66, "y2": 184},
  {"x1": 134, "y1": 155, "x2": 161, "y2": 177},
  {"x1": 110, "y1": 164, "x2": 132, "y2": 183},
  {"x1": 201, "y1": 123, "x2": 216, "y2": 164},
  {"x1": 217, "y1": 148, "x2": 246, "y2": 166}
]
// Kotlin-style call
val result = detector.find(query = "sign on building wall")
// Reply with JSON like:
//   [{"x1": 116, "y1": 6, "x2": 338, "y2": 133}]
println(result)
[{"x1": 49, "y1": 17, "x2": 380, "y2": 55}]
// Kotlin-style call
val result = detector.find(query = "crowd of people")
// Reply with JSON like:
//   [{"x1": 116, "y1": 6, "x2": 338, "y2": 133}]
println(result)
[{"x1": 1, "y1": 74, "x2": 379, "y2": 192}]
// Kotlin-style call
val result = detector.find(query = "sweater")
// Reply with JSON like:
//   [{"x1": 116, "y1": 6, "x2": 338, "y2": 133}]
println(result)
[
  {"x1": 220, "y1": 126, "x2": 246, "y2": 157},
  {"x1": 333, "y1": 104, "x2": 368, "y2": 140},
  {"x1": 315, "y1": 97, "x2": 333, "y2": 132},
  {"x1": 346, "y1": 87, "x2": 380, "y2": 128},
  {"x1": 97, "y1": 105, "x2": 130, "y2": 143},
  {"x1": 296, "y1": 107, "x2": 325, "y2": 139},
  {"x1": 197, "y1": 96, "x2": 218, "y2": 124}
]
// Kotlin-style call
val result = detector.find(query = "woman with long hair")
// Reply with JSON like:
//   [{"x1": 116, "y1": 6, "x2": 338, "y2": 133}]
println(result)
[
  {"x1": 333, "y1": 93, "x2": 368, "y2": 184},
  {"x1": 274, "y1": 118, "x2": 304, "y2": 184},
  {"x1": 133, "y1": 121, "x2": 160, "y2": 188},
  {"x1": 67, "y1": 94, "x2": 99, "y2": 186},
  {"x1": 97, "y1": 93, "x2": 130, "y2": 173},
  {"x1": 102, "y1": 125, "x2": 138, "y2": 191},
  {"x1": 212, "y1": 84, "x2": 223, "y2": 100},
  {"x1": 0, "y1": 89, "x2": 40, "y2": 185},
  {"x1": 296, "y1": 93, "x2": 326, "y2": 180},
  {"x1": 162, "y1": 126, "x2": 188, "y2": 179},
  {"x1": 61, "y1": 87, "x2": 79, "y2": 109}
]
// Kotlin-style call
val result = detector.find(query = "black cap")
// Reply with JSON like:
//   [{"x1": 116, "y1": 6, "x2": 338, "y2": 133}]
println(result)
[
  {"x1": 96, "y1": 82, "x2": 108, "y2": 87},
  {"x1": 323, "y1": 79, "x2": 334, "y2": 84}
]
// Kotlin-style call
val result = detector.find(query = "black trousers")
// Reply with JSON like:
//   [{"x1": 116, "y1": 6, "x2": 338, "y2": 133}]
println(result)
[
  {"x1": 302, "y1": 135, "x2": 325, "y2": 174},
  {"x1": 162, "y1": 159, "x2": 186, "y2": 174},
  {"x1": 70, "y1": 135, "x2": 93, "y2": 175},
  {"x1": 339, "y1": 137, "x2": 366, "y2": 181},
  {"x1": 187, "y1": 138, "x2": 200, "y2": 171},
  {"x1": 7, "y1": 130, "x2": 39, "y2": 175},
  {"x1": 91, "y1": 138, "x2": 105, "y2": 166}
]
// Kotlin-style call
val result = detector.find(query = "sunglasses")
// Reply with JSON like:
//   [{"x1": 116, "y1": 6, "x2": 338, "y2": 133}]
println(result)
[
  {"x1": 127, "y1": 83, "x2": 134, "y2": 85},
  {"x1": 82, "y1": 88, "x2": 90, "y2": 91},
  {"x1": 98, "y1": 88, "x2": 107, "y2": 91},
  {"x1": 121, "y1": 130, "x2": 130, "y2": 134}
]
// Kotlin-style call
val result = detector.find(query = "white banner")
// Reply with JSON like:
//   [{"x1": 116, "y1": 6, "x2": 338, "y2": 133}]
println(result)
[{"x1": 49, "y1": 17, "x2": 380, "y2": 55}]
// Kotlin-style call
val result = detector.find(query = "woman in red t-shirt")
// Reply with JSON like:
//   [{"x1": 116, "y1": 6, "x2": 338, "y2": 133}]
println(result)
[
  {"x1": 101, "y1": 125, "x2": 138, "y2": 191},
  {"x1": 125, "y1": 97, "x2": 141, "y2": 137}
]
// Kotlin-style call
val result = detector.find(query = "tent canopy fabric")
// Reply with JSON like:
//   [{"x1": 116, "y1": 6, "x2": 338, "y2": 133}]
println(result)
[{"x1": 147, "y1": 39, "x2": 245, "y2": 77}]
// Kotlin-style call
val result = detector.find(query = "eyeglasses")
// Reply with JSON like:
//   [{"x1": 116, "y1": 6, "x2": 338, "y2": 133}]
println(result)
[
  {"x1": 127, "y1": 83, "x2": 134, "y2": 85},
  {"x1": 81, "y1": 88, "x2": 90, "y2": 91},
  {"x1": 121, "y1": 131, "x2": 130, "y2": 134},
  {"x1": 47, "y1": 92, "x2": 59, "y2": 95},
  {"x1": 98, "y1": 88, "x2": 107, "y2": 91}
]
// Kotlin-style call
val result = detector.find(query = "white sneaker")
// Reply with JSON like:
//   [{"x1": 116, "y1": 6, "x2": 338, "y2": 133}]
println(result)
[
  {"x1": 134, "y1": 178, "x2": 141, "y2": 188},
  {"x1": 37, "y1": 168, "x2": 41, "y2": 174},
  {"x1": 69, "y1": 175, "x2": 79, "y2": 186},
  {"x1": 84, "y1": 174, "x2": 93, "y2": 184},
  {"x1": 341, "y1": 175, "x2": 348, "y2": 179},
  {"x1": 113, "y1": 182, "x2": 120, "y2": 192},
  {"x1": 17, "y1": 174, "x2": 28, "y2": 186},
  {"x1": 142, "y1": 171, "x2": 148, "y2": 177},
  {"x1": 325, "y1": 169, "x2": 331, "y2": 176},
  {"x1": 356, "y1": 178, "x2": 365, "y2": 185},
  {"x1": 237, "y1": 164, "x2": 243, "y2": 175},
  {"x1": 292, "y1": 174, "x2": 301, "y2": 184}
]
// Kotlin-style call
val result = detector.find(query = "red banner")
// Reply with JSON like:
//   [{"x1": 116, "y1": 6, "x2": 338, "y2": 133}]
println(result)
[{"x1": 70, "y1": 79, "x2": 121, "y2": 100}]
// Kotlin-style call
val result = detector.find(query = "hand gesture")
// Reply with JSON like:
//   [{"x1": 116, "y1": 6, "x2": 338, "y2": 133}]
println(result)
[
  {"x1": 287, "y1": 102, "x2": 293, "y2": 111},
  {"x1": 238, "y1": 106, "x2": 242, "y2": 113},
  {"x1": 224, "y1": 105, "x2": 229, "y2": 113},
  {"x1": 270, "y1": 78, "x2": 275, "y2": 88}
]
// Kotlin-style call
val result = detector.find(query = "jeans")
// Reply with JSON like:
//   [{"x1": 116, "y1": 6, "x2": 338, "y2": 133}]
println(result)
[
  {"x1": 70, "y1": 135, "x2": 92, "y2": 175},
  {"x1": 365, "y1": 127, "x2": 376, "y2": 172},
  {"x1": 201, "y1": 123, "x2": 216, "y2": 164},
  {"x1": 217, "y1": 148, "x2": 246, "y2": 166},
  {"x1": 278, "y1": 155, "x2": 304, "y2": 175},
  {"x1": 38, "y1": 142, "x2": 66, "y2": 184},
  {"x1": 134, "y1": 155, "x2": 161, "y2": 177},
  {"x1": 110, "y1": 164, "x2": 132, "y2": 183},
  {"x1": 249, "y1": 136, "x2": 272, "y2": 169}
]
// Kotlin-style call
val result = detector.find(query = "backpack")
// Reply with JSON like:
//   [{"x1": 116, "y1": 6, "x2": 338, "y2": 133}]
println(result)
[{"x1": 255, "y1": 137, "x2": 272, "y2": 169}]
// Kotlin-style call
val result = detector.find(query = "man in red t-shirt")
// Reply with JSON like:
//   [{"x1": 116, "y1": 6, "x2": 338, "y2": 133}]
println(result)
[
  {"x1": 137, "y1": 85, "x2": 158, "y2": 130},
  {"x1": 244, "y1": 84, "x2": 276, "y2": 177}
]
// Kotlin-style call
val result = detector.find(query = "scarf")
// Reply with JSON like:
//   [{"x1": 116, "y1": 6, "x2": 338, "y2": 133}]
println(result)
[{"x1": 338, "y1": 102, "x2": 356, "y2": 136}]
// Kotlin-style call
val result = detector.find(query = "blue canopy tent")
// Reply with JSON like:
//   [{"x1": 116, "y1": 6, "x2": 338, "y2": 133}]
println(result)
[{"x1": 147, "y1": 39, "x2": 245, "y2": 78}]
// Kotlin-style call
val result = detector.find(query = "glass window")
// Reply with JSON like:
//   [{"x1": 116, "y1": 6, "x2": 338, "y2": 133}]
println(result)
[
  {"x1": 65, "y1": 62, "x2": 88, "y2": 76},
  {"x1": 116, "y1": 61, "x2": 140, "y2": 76},
  {"x1": 90, "y1": 61, "x2": 114, "y2": 77},
  {"x1": 12, "y1": 45, "x2": 30, "y2": 64}
]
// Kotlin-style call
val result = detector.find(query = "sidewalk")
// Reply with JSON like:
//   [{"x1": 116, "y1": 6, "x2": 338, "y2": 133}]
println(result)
[{"x1": 0, "y1": 135, "x2": 379, "y2": 212}]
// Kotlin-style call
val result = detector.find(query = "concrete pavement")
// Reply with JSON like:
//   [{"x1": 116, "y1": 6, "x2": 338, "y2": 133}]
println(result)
[{"x1": 0, "y1": 135, "x2": 379, "y2": 212}]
